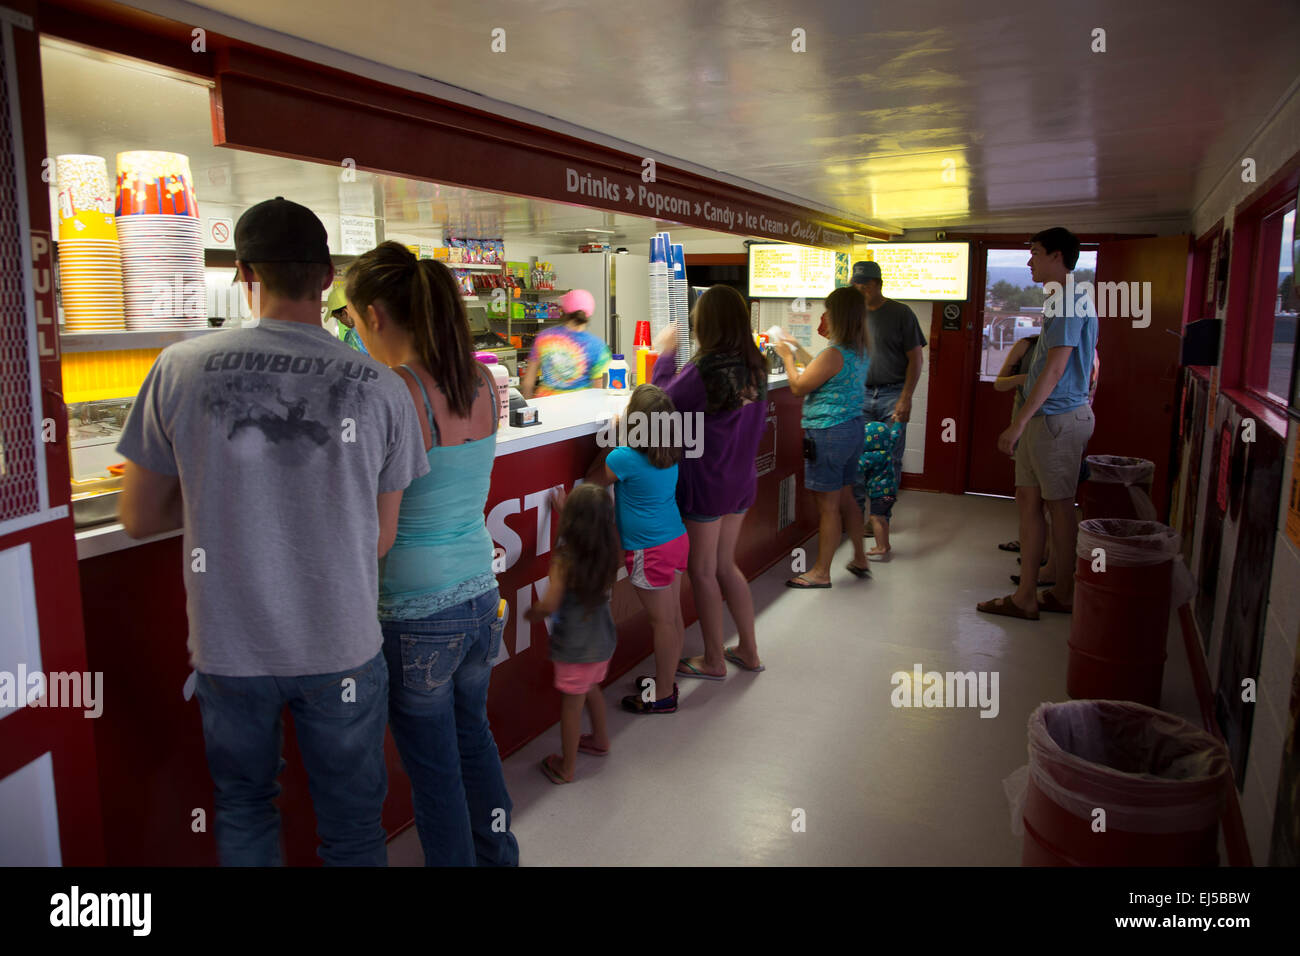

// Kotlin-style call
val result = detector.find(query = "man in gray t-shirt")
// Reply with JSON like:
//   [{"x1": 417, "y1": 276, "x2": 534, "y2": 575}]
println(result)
[
  {"x1": 118, "y1": 321, "x2": 427, "y2": 674},
  {"x1": 850, "y1": 260, "x2": 927, "y2": 554},
  {"x1": 116, "y1": 198, "x2": 428, "y2": 865}
]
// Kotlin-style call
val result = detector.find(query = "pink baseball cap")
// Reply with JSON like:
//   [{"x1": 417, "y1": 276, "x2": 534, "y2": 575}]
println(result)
[{"x1": 561, "y1": 289, "x2": 595, "y2": 317}]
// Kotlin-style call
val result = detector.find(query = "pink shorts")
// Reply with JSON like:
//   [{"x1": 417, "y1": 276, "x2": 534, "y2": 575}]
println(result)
[
  {"x1": 624, "y1": 532, "x2": 690, "y2": 590},
  {"x1": 554, "y1": 659, "x2": 610, "y2": 695}
]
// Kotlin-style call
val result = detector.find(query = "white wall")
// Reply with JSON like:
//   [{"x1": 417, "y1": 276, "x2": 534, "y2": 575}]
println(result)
[
  {"x1": 503, "y1": 238, "x2": 579, "y2": 262},
  {"x1": 896, "y1": 302, "x2": 932, "y2": 475},
  {"x1": 1191, "y1": 79, "x2": 1300, "y2": 239},
  {"x1": 1182, "y1": 79, "x2": 1300, "y2": 865}
]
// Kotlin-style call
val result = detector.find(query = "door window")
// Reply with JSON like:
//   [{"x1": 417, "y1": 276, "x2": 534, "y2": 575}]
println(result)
[
  {"x1": 1260, "y1": 205, "x2": 1296, "y2": 401},
  {"x1": 978, "y1": 247, "x2": 1096, "y2": 381}
]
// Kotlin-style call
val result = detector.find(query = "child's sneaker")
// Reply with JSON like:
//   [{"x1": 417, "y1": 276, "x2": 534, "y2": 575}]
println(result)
[{"x1": 621, "y1": 684, "x2": 678, "y2": 714}]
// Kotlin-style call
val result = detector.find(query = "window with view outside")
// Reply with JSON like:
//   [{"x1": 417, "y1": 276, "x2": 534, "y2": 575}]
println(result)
[
  {"x1": 979, "y1": 248, "x2": 1097, "y2": 382},
  {"x1": 1268, "y1": 206, "x2": 1296, "y2": 401}
]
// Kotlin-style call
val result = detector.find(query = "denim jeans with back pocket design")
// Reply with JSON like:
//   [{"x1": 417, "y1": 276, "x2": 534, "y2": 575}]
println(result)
[{"x1": 381, "y1": 588, "x2": 518, "y2": 866}]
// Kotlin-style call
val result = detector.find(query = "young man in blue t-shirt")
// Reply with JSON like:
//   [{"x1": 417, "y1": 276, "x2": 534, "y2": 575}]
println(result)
[{"x1": 979, "y1": 227, "x2": 1098, "y2": 621}]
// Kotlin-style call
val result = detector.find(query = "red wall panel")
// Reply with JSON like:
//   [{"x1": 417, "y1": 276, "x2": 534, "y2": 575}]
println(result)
[{"x1": 76, "y1": 387, "x2": 813, "y2": 865}]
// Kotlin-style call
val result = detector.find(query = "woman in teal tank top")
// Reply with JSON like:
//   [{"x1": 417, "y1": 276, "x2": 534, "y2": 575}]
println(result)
[
  {"x1": 776, "y1": 286, "x2": 873, "y2": 588},
  {"x1": 346, "y1": 242, "x2": 518, "y2": 867}
]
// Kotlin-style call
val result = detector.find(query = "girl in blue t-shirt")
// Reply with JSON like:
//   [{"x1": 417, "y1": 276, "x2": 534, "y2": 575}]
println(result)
[{"x1": 589, "y1": 384, "x2": 690, "y2": 715}]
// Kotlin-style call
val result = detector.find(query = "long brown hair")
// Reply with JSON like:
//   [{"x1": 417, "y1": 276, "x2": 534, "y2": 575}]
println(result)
[
  {"x1": 345, "y1": 242, "x2": 479, "y2": 417},
  {"x1": 553, "y1": 483, "x2": 621, "y2": 609},
  {"x1": 690, "y1": 285, "x2": 766, "y2": 391},
  {"x1": 624, "y1": 384, "x2": 682, "y2": 469},
  {"x1": 825, "y1": 287, "x2": 870, "y2": 356}
]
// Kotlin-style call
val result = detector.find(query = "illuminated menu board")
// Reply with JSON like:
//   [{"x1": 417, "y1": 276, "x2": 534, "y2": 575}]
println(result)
[
  {"x1": 857, "y1": 243, "x2": 970, "y2": 300},
  {"x1": 748, "y1": 243, "x2": 839, "y2": 298}
]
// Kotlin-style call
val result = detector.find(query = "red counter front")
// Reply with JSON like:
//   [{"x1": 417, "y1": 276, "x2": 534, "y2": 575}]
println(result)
[{"x1": 77, "y1": 382, "x2": 814, "y2": 865}]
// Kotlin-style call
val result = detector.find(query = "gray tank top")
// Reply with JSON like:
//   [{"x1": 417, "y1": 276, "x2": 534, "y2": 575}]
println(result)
[{"x1": 548, "y1": 589, "x2": 617, "y2": 664}]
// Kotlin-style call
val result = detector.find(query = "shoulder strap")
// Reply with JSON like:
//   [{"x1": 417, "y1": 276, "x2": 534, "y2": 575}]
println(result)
[{"x1": 398, "y1": 364, "x2": 440, "y2": 446}]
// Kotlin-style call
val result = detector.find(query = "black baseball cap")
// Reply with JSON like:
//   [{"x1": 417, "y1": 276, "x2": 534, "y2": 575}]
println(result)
[
  {"x1": 234, "y1": 197, "x2": 331, "y2": 266},
  {"x1": 851, "y1": 260, "x2": 882, "y2": 284}
]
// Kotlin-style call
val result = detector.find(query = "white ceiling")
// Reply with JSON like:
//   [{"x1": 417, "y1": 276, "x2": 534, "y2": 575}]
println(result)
[
  {"x1": 109, "y1": 0, "x2": 1300, "y2": 235},
  {"x1": 39, "y1": 40, "x2": 737, "y2": 248}
]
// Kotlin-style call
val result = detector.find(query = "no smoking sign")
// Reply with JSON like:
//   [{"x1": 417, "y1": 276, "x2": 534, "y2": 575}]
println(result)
[{"x1": 207, "y1": 217, "x2": 233, "y2": 248}]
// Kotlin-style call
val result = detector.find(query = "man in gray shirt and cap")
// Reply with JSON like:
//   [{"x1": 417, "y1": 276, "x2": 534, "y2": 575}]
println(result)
[
  {"x1": 850, "y1": 260, "x2": 926, "y2": 555},
  {"x1": 116, "y1": 197, "x2": 429, "y2": 865}
]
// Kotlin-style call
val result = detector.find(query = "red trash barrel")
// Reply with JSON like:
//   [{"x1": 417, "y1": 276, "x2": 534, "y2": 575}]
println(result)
[
  {"x1": 1080, "y1": 456, "x2": 1156, "y2": 521},
  {"x1": 1020, "y1": 700, "x2": 1230, "y2": 866},
  {"x1": 1068, "y1": 519, "x2": 1178, "y2": 707}
]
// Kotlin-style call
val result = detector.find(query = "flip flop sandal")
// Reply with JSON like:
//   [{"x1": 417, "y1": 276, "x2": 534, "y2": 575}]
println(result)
[
  {"x1": 1016, "y1": 556, "x2": 1049, "y2": 567},
  {"x1": 540, "y1": 754, "x2": 572, "y2": 784},
  {"x1": 578, "y1": 733, "x2": 609, "y2": 756},
  {"x1": 998, "y1": 540, "x2": 1021, "y2": 552},
  {"x1": 1011, "y1": 574, "x2": 1055, "y2": 587},
  {"x1": 845, "y1": 563, "x2": 872, "y2": 579},
  {"x1": 786, "y1": 576, "x2": 832, "y2": 589},
  {"x1": 1037, "y1": 591, "x2": 1074, "y2": 614},
  {"x1": 976, "y1": 595, "x2": 1040, "y2": 621},
  {"x1": 676, "y1": 659, "x2": 726, "y2": 681},
  {"x1": 724, "y1": 647, "x2": 766, "y2": 672}
]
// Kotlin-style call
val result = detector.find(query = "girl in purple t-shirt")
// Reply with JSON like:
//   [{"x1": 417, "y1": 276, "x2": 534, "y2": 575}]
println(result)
[{"x1": 651, "y1": 285, "x2": 770, "y2": 679}]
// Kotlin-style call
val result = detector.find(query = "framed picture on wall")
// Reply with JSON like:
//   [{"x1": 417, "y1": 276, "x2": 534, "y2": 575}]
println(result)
[
  {"x1": 1289, "y1": 333, "x2": 1300, "y2": 420},
  {"x1": 1291, "y1": 188, "x2": 1300, "y2": 421}
]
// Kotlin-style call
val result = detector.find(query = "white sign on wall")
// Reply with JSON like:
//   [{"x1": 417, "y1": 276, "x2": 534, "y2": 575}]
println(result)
[
  {"x1": 787, "y1": 313, "x2": 813, "y2": 348},
  {"x1": 339, "y1": 215, "x2": 378, "y2": 256},
  {"x1": 205, "y1": 217, "x2": 234, "y2": 249}
]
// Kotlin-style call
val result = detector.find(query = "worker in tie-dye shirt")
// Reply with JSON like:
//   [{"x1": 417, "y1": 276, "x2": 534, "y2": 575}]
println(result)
[{"x1": 521, "y1": 289, "x2": 612, "y2": 397}]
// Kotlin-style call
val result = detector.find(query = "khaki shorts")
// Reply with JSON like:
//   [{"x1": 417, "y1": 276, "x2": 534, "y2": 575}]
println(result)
[{"x1": 1015, "y1": 406, "x2": 1096, "y2": 501}]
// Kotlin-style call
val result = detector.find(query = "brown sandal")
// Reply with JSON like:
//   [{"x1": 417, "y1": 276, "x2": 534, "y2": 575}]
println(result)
[
  {"x1": 976, "y1": 595, "x2": 1040, "y2": 620},
  {"x1": 1037, "y1": 591, "x2": 1073, "y2": 614}
]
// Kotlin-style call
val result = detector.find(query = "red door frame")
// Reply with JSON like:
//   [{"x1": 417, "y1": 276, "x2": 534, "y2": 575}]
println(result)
[
  {"x1": 1185, "y1": 220, "x2": 1224, "y2": 329},
  {"x1": 921, "y1": 232, "x2": 1155, "y2": 497},
  {"x1": 0, "y1": 0, "x2": 103, "y2": 865},
  {"x1": 1220, "y1": 148, "x2": 1300, "y2": 412}
]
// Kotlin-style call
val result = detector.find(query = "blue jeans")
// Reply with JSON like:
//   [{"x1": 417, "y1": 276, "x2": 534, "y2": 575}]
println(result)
[
  {"x1": 195, "y1": 651, "x2": 390, "y2": 866},
  {"x1": 854, "y1": 383, "x2": 906, "y2": 519},
  {"x1": 381, "y1": 588, "x2": 519, "y2": 867}
]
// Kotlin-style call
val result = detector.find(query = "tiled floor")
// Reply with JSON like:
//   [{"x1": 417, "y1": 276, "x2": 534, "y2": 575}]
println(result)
[{"x1": 389, "y1": 491, "x2": 1200, "y2": 866}]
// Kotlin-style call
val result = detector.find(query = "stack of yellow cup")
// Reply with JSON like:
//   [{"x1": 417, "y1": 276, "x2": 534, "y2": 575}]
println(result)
[{"x1": 55, "y1": 154, "x2": 125, "y2": 331}]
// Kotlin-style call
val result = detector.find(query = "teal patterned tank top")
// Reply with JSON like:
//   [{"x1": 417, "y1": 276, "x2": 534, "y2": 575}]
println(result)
[{"x1": 801, "y1": 344, "x2": 870, "y2": 429}]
